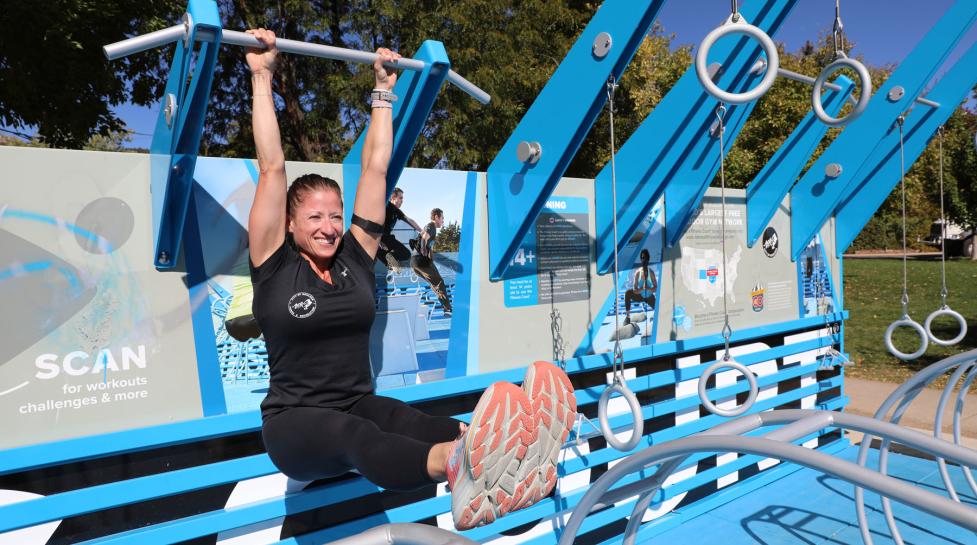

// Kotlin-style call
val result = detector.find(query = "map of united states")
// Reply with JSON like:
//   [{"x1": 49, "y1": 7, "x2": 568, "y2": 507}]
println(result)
[{"x1": 679, "y1": 246, "x2": 742, "y2": 307}]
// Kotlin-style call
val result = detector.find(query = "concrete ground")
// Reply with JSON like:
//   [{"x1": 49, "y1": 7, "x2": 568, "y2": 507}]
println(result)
[{"x1": 844, "y1": 377, "x2": 977, "y2": 449}]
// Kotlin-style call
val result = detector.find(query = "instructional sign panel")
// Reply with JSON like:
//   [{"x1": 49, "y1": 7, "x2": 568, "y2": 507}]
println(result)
[
  {"x1": 504, "y1": 197, "x2": 590, "y2": 307},
  {"x1": 658, "y1": 188, "x2": 798, "y2": 341}
]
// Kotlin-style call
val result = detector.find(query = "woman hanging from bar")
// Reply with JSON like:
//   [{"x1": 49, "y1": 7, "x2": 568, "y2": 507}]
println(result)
[{"x1": 243, "y1": 29, "x2": 576, "y2": 530}]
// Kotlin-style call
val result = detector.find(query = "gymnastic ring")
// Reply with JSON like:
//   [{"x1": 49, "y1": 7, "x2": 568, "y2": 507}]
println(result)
[
  {"x1": 697, "y1": 358, "x2": 759, "y2": 418},
  {"x1": 598, "y1": 381, "x2": 644, "y2": 451},
  {"x1": 884, "y1": 317, "x2": 929, "y2": 360},
  {"x1": 695, "y1": 16, "x2": 779, "y2": 105},
  {"x1": 924, "y1": 306, "x2": 968, "y2": 347},
  {"x1": 812, "y1": 54, "x2": 872, "y2": 127}
]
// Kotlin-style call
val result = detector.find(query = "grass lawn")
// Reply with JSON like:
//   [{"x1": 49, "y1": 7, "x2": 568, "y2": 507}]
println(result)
[{"x1": 843, "y1": 257, "x2": 977, "y2": 386}]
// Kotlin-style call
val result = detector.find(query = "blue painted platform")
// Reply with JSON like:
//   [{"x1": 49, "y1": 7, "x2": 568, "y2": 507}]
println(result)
[{"x1": 642, "y1": 444, "x2": 977, "y2": 544}]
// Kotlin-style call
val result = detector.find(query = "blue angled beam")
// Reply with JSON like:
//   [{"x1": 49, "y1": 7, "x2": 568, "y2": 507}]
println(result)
[
  {"x1": 485, "y1": 0, "x2": 668, "y2": 281},
  {"x1": 833, "y1": 40, "x2": 977, "y2": 256},
  {"x1": 788, "y1": 0, "x2": 977, "y2": 260},
  {"x1": 595, "y1": 0, "x2": 799, "y2": 273},
  {"x1": 342, "y1": 40, "x2": 452, "y2": 217},
  {"x1": 150, "y1": 0, "x2": 222, "y2": 269},
  {"x1": 745, "y1": 76, "x2": 855, "y2": 247}
]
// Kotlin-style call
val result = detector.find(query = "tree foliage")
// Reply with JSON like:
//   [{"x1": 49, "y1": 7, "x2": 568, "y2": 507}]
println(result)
[{"x1": 4, "y1": 2, "x2": 977, "y2": 249}]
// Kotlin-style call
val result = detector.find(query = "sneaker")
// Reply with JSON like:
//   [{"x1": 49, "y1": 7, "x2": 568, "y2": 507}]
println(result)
[
  {"x1": 446, "y1": 382, "x2": 538, "y2": 530},
  {"x1": 521, "y1": 361, "x2": 577, "y2": 503},
  {"x1": 384, "y1": 252, "x2": 401, "y2": 273}
]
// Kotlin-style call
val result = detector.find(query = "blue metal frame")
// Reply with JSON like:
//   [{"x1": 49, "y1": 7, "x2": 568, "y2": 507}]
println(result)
[
  {"x1": 445, "y1": 171, "x2": 481, "y2": 377},
  {"x1": 341, "y1": 40, "x2": 453, "y2": 218},
  {"x1": 834, "y1": 39, "x2": 977, "y2": 255},
  {"x1": 485, "y1": 0, "x2": 668, "y2": 281},
  {"x1": 788, "y1": 1, "x2": 977, "y2": 259},
  {"x1": 595, "y1": 0, "x2": 799, "y2": 273},
  {"x1": 150, "y1": 0, "x2": 222, "y2": 270},
  {"x1": 746, "y1": 76, "x2": 855, "y2": 247}
]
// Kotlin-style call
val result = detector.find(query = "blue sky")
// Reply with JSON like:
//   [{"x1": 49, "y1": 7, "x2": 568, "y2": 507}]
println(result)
[{"x1": 11, "y1": 0, "x2": 977, "y2": 149}]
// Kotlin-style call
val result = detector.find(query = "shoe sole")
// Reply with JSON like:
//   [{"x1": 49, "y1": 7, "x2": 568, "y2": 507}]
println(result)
[
  {"x1": 453, "y1": 382, "x2": 537, "y2": 530},
  {"x1": 522, "y1": 361, "x2": 577, "y2": 504}
]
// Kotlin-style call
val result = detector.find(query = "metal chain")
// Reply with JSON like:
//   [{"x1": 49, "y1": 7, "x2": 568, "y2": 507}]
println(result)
[
  {"x1": 833, "y1": 0, "x2": 846, "y2": 57},
  {"x1": 551, "y1": 308, "x2": 566, "y2": 370},
  {"x1": 730, "y1": 0, "x2": 740, "y2": 22},
  {"x1": 897, "y1": 116, "x2": 910, "y2": 317},
  {"x1": 937, "y1": 126, "x2": 949, "y2": 307},
  {"x1": 716, "y1": 104, "x2": 733, "y2": 362},
  {"x1": 607, "y1": 76, "x2": 625, "y2": 382}
]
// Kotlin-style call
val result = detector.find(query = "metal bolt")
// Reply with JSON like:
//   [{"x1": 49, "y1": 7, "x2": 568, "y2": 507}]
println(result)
[
  {"x1": 171, "y1": 164, "x2": 182, "y2": 175},
  {"x1": 593, "y1": 32, "x2": 613, "y2": 59},
  {"x1": 888, "y1": 85, "x2": 905, "y2": 102},
  {"x1": 164, "y1": 94, "x2": 178, "y2": 128},
  {"x1": 825, "y1": 163, "x2": 843, "y2": 178},
  {"x1": 516, "y1": 141, "x2": 542, "y2": 164}
]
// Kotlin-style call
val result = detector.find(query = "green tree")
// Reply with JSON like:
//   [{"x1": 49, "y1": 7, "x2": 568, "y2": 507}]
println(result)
[
  {"x1": 0, "y1": 0, "x2": 183, "y2": 148},
  {"x1": 434, "y1": 221, "x2": 461, "y2": 253}
]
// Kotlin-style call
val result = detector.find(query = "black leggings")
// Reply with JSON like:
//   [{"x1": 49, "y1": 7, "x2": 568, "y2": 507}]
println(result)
[
  {"x1": 378, "y1": 234, "x2": 411, "y2": 264},
  {"x1": 262, "y1": 394, "x2": 460, "y2": 491},
  {"x1": 411, "y1": 255, "x2": 452, "y2": 312},
  {"x1": 625, "y1": 290, "x2": 655, "y2": 313}
]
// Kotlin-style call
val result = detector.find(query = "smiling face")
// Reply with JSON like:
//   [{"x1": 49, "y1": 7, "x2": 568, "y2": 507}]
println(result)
[{"x1": 288, "y1": 188, "x2": 344, "y2": 265}]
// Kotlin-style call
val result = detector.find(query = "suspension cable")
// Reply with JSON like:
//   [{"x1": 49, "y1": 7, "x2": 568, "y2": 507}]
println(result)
[
  {"x1": 608, "y1": 76, "x2": 625, "y2": 382},
  {"x1": 716, "y1": 104, "x2": 733, "y2": 362}
]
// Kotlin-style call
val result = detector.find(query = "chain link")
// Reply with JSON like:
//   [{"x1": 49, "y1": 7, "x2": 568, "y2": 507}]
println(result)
[
  {"x1": 551, "y1": 307, "x2": 566, "y2": 370},
  {"x1": 832, "y1": 0, "x2": 846, "y2": 57},
  {"x1": 937, "y1": 126, "x2": 950, "y2": 308}
]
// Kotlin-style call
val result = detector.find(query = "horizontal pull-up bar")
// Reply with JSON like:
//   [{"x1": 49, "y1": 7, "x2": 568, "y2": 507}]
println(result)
[{"x1": 103, "y1": 15, "x2": 491, "y2": 105}]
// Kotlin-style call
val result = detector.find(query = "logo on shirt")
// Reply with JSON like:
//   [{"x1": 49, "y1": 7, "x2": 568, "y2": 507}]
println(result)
[{"x1": 288, "y1": 292, "x2": 317, "y2": 318}]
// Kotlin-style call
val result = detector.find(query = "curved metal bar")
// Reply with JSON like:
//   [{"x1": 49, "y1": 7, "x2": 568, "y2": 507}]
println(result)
[
  {"x1": 598, "y1": 382, "x2": 645, "y2": 451},
  {"x1": 885, "y1": 317, "x2": 929, "y2": 360},
  {"x1": 325, "y1": 523, "x2": 479, "y2": 545},
  {"x1": 925, "y1": 306, "x2": 968, "y2": 347},
  {"x1": 955, "y1": 364, "x2": 977, "y2": 497},
  {"x1": 934, "y1": 361, "x2": 976, "y2": 503},
  {"x1": 812, "y1": 55, "x2": 872, "y2": 126},
  {"x1": 694, "y1": 17, "x2": 779, "y2": 104},
  {"x1": 697, "y1": 359, "x2": 759, "y2": 417},
  {"x1": 558, "y1": 426, "x2": 977, "y2": 545},
  {"x1": 855, "y1": 349, "x2": 977, "y2": 545}
]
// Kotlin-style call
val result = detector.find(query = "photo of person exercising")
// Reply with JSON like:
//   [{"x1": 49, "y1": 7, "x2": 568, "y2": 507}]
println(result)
[
  {"x1": 410, "y1": 208, "x2": 452, "y2": 314},
  {"x1": 623, "y1": 248, "x2": 657, "y2": 326},
  {"x1": 378, "y1": 187, "x2": 423, "y2": 273}
]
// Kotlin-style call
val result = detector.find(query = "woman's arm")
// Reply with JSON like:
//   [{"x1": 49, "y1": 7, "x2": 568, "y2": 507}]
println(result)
[
  {"x1": 245, "y1": 29, "x2": 287, "y2": 268},
  {"x1": 350, "y1": 48, "x2": 400, "y2": 258}
]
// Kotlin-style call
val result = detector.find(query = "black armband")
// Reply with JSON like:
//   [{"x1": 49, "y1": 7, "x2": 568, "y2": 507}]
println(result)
[{"x1": 350, "y1": 214, "x2": 384, "y2": 235}]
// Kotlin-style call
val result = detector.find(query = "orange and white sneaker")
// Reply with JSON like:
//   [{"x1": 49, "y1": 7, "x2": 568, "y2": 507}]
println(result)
[
  {"x1": 446, "y1": 382, "x2": 538, "y2": 530},
  {"x1": 521, "y1": 361, "x2": 577, "y2": 502}
]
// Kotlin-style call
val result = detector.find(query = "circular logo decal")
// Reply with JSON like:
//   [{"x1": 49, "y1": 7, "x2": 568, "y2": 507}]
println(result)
[
  {"x1": 288, "y1": 292, "x2": 317, "y2": 318},
  {"x1": 762, "y1": 227, "x2": 779, "y2": 258}
]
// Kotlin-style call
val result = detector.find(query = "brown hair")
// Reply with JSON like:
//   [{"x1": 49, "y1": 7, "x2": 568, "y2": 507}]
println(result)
[
  {"x1": 431, "y1": 207, "x2": 443, "y2": 220},
  {"x1": 286, "y1": 174, "x2": 342, "y2": 218}
]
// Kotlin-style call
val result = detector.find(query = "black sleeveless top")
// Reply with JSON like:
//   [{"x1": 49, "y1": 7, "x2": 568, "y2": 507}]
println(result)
[{"x1": 250, "y1": 232, "x2": 376, "y2": 416}]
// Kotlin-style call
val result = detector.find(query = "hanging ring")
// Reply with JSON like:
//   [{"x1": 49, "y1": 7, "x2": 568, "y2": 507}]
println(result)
[
  {"x1": 698, "y1": 357, "x2": 759, "y2": 418},
  {"x1": 925, "y1": 306, "x2": 968, "y2": 347},
  {"x1": 884, "y1": 316, "x2": 929, "y2": 360},
  {"x1": 598, "y1": 381, "x2": 644, "y2": 451},
  {"x1": 695, "y1": 16, "x2": 779, "y2": 104},
  {"x1": 812, "y1": 54, "x2": 872, "y2": 127}
]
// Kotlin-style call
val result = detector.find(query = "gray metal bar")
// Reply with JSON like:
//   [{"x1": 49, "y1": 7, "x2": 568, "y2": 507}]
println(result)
[
  {"x1": 103, "y1": 22, "x2": 491, "y2": 104},
  {"x1": 749, "y1": 60, "x2": 940, "y2": 108},
  {"x1": 103, "y1": 23, "x2": 187, "y2": 61},
  {"x1": 325, "y1": 523, "x2": 478, "y2": 545},
  {"x1": 559, "y1": 431, "x2": 977, "y2": 545}
]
